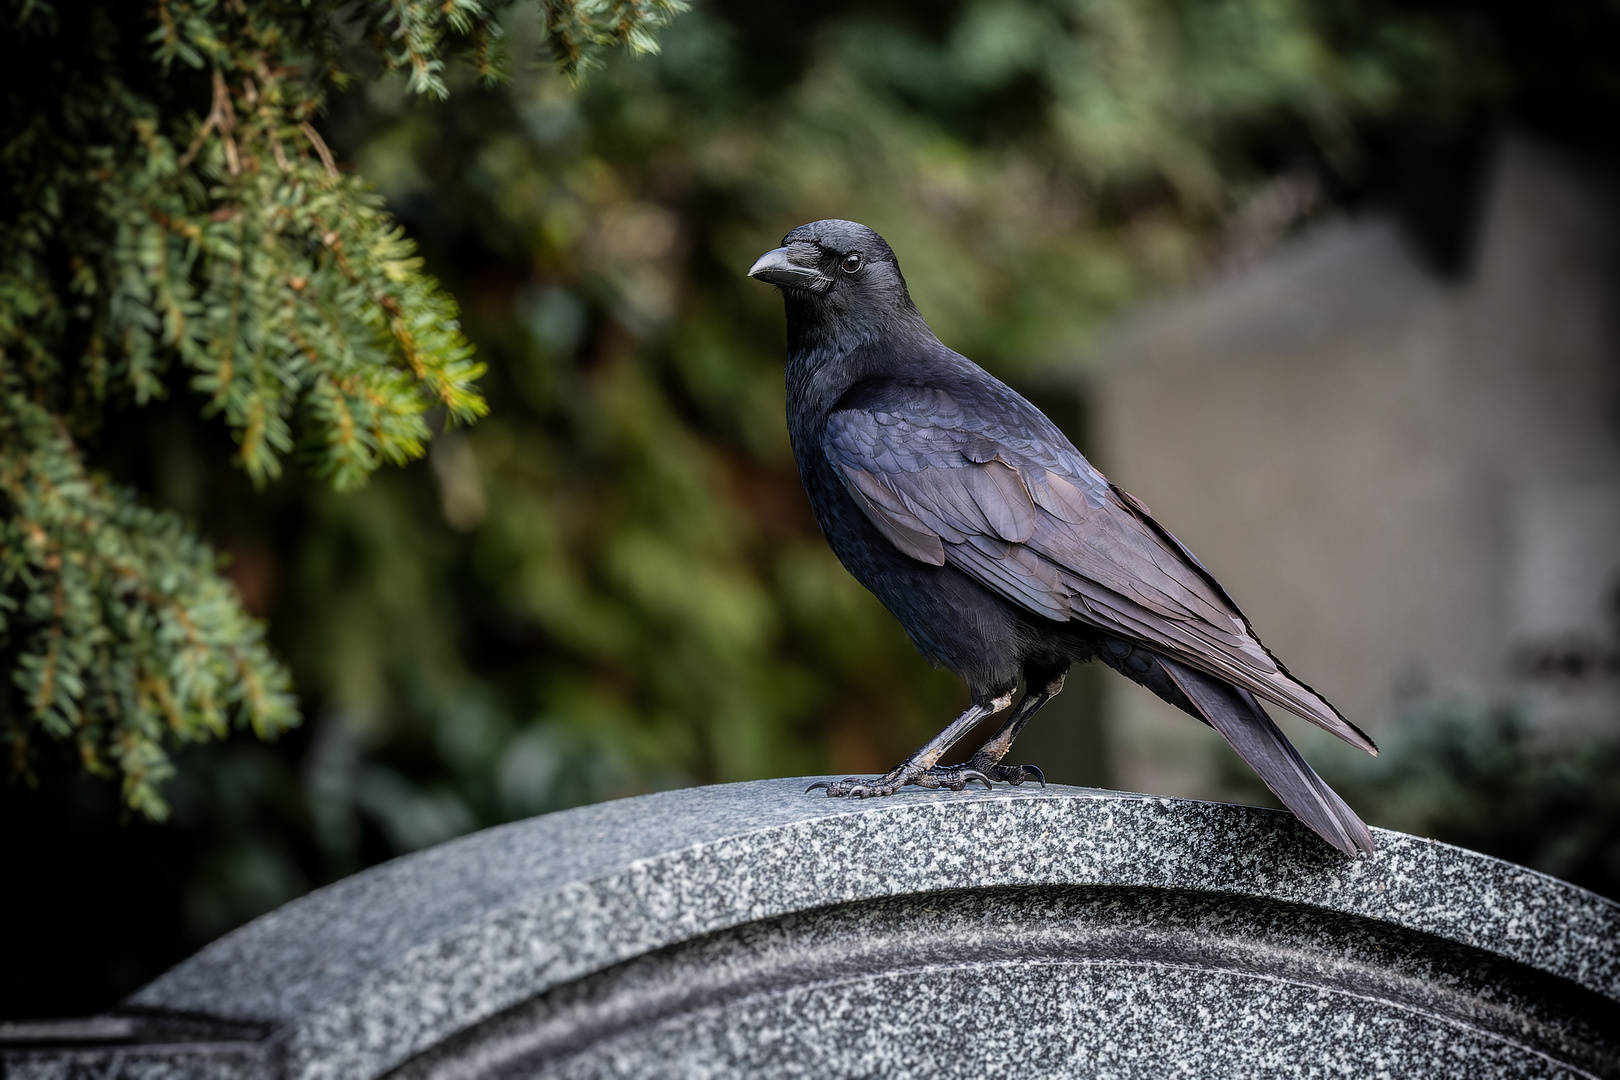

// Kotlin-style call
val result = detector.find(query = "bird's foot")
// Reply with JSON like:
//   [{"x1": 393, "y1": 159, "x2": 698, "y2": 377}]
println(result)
[
  {"x1": 806, "y1": 763, "x2": 993, "y2": 797},
  {"x1": 927, "y1": 757, "x2": 1045, "y2": 787}
]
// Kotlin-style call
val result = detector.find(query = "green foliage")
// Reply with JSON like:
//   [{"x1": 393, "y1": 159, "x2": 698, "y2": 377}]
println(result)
[
  {"x1": 0, "y1": 0, "x2": 680, "y2": 816},
  {"x1": 0, "y1": 389, "x2": 295, "y2": 817}
]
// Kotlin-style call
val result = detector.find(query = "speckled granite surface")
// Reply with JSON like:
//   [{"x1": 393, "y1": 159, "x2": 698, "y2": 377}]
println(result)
[
  {"x1": 395, "y1": 887, "x2": 1619, "y2": 1080},
  {"x1": 8, "y1": 781, "x2": 1619, "y2": 1080},
  {"x1": 530, "y1": 965, "x2": 1589, "y2": 1080}
]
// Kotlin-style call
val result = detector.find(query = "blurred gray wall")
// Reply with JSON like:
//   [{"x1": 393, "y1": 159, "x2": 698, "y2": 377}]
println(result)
[{"x1": 1087, "y1": 138, "x2": 1620, "y2": 799}]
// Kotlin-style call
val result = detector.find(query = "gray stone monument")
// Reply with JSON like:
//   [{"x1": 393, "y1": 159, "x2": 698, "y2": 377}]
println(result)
[{"x1": 5, "y1": 780, "x2": 1618, "y2": 1078}]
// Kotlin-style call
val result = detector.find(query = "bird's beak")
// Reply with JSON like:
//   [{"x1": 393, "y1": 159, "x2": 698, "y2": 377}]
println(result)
[{"x1": 748, "y1": 247, "x2": 827, "y2": 289}]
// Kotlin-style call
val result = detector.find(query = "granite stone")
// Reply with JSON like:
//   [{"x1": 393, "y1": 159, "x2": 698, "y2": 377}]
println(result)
[{"x1": 6, "y1": 781, "x2": 1618, "y2": 1079}]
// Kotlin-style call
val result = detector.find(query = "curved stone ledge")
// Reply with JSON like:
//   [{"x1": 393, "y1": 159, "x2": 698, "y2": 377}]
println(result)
[{"x1": 8, "y1": 781, "x2": 1619, "y2": 1079}]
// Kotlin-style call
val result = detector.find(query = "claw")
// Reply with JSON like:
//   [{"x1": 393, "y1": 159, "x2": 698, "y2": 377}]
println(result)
[
  {"x1": 805, "y1": 781, "x2": 831, "y2": 794},
  {"x1": 960, "y1": 770, "x2": 994, "y2": 790},
  {"x1": 1023, "y1": 764, "x2": 1046, "y2": 788}
]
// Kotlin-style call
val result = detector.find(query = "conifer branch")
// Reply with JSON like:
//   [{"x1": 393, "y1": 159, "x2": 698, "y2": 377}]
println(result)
[{"x1": 0, "y1": 0, "x2": 682, "y2": 815}]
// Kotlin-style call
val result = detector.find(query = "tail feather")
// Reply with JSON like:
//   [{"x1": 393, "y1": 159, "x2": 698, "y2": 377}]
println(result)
[{"x1": 1159, "y1": 656, "x2": 1376, "y2": 856}]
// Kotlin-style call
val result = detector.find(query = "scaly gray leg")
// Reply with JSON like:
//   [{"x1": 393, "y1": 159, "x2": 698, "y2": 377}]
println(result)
[
  {"x1": 926, "y1": 671, "x2": 1066, "y2": 787},
  {"x1": 808, "y1": 692, "x2": 1015, "y2": 797}
]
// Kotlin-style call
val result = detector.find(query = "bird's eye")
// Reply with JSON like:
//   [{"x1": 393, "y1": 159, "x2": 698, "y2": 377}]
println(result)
[{"x1": 842, "y1": 252, "x2": 863, "y2": 274}]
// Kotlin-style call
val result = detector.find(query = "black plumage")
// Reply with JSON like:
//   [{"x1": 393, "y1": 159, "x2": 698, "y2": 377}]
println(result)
[{"x1": 750, "y1": 219, "x2": 1378, "y2": 855}]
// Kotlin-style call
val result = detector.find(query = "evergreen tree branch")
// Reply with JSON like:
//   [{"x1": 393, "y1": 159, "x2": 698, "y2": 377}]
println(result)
[
  {"x1": 0, "y1": 380, "x2": 297, "y2": 819},
  {"x1": 0, "y1": 0, "x2": 680, "y2": 814}
]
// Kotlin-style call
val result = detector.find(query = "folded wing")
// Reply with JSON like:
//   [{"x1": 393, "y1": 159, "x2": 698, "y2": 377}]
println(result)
[{"x1": 824, "y1": 379, "x2": 1376, "y2": 755}]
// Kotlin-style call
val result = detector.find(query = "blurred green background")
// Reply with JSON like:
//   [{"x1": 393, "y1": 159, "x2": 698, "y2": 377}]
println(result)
[{"x1": 5, "y1": 0, "x2": 1619, "y2": 1017}]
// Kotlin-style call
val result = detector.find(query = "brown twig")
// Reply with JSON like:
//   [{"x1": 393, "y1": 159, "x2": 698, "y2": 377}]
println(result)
[
  {"x1": 299, "y1": 121, "x2": 338, "y2": 177},
  {"x1": 182, "y1": 69, "x2": 243, "y2": 175}
]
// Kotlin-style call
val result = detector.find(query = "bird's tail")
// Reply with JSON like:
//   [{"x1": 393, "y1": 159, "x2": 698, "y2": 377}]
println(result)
[{"x1": 1158, "y1": 656, "x2": 1376, "y2": 856}]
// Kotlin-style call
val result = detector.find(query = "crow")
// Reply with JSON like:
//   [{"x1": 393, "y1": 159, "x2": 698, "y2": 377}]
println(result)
[{"x1": 749, "y1": 219, "x2": 1378, "y2": 855}]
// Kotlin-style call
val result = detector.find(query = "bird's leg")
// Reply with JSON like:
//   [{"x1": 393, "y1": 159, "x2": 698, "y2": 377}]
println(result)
[
  {"x1": 808, "y1": 692, "x2": 1014, "y2": 797},
  {"x1": 926, "y1": 672, "x2": 1065, "y2": 787}
]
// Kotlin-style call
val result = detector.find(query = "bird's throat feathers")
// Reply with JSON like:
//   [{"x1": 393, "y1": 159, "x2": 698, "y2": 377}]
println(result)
[{"x1": 782, "y1": 288, "x2": 935, "y2": 397}]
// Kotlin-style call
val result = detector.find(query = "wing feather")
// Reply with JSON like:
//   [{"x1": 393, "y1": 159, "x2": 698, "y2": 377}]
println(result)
[
  {"x1": 961, "y1": 460, "x2": 1036, "y2": 543},
  {"x1": 838, "y1": 465, "x2": 945, "y2": 565}
]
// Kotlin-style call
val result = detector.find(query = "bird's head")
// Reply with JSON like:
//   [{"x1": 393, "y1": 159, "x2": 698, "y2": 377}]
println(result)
[{"x1": 748, "y1": 220, "x2": 922, "y2": 350}]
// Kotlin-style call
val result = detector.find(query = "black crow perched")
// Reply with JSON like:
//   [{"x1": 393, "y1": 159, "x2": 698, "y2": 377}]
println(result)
[{"x1": 749, "y1": 219, "x2": 1379, "y2": 855}]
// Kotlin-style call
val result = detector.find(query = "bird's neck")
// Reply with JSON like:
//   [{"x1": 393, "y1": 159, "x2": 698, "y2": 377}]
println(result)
[{"x1": 782, "y1": 298, "x2": 934, "y2": 400}]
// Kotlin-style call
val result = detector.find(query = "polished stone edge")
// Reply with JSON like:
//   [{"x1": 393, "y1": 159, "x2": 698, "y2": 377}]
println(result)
[{"x1": 107, "y1": 780, "x2": 1620, "y2": 1080}]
